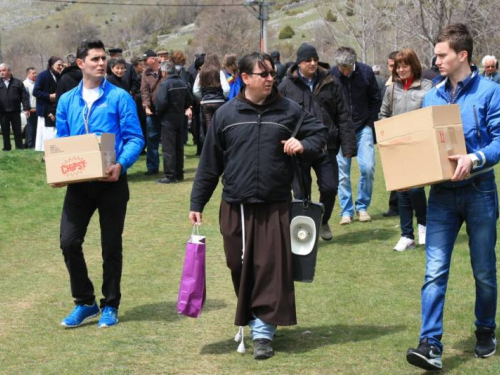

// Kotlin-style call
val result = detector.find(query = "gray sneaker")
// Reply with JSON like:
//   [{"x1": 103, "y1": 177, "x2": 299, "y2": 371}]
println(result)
[{"x1": 320, "y1": 223, "x2": 333, "y2": 241}]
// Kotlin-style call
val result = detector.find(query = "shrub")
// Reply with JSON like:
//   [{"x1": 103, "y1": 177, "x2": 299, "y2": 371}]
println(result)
[
  {"x1": 279, "y1": 25, "x2": 295, "y2": 40},
  {"x1": 326, "y1": 9, "x2": 337, "y2": 22}
]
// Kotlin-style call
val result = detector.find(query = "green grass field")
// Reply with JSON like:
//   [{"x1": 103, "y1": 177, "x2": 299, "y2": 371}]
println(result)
[{"x1": 1, "y1": 144, "x2": 500, "y2": 374}]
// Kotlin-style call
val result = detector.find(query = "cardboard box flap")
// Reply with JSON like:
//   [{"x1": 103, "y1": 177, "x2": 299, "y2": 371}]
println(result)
[
  {"x1": 378, "y1": 129, "x2": 431, "y2": 147},
  {"x1": 45, "y1": 134, "x2": 100, "y2": 156},
  {"x1": 376, "y1": 107, "x2": 433, "y2": 142},
  {"x1": 99, "y1": 133, "x2": 115, "y2": 151},
  {"x1": 432, "y1": 105, "x2": 462, "y2": 127}
]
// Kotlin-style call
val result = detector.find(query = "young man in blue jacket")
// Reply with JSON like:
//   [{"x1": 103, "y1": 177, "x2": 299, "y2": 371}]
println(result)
[
  {"x1": 54, "y1": 39, "x2": 144, "y2": 328},
  {"x1": 406, "y1": 24, "x2": 500, "y2": 371}
]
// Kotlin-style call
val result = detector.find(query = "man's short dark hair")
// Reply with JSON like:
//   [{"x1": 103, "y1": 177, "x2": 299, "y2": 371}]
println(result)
[
  {"x1": 77, "y1": 39, "x2": 106, "y2": 60},
  {"x1": 388, "y1": 51, "x2": 399, "y2": 61},
  {"x1": 130, "y1": 56, "x2": 141, "y2": 67},
  {"x1": 435, "y1": 23, "x2": 473, "y2": 63},
  {"x1": 26, "y1": 67, "x2": 36, "y2": 73},
  {"x1": 238, "y1": 52, "x2": 275, "y2": 87}
]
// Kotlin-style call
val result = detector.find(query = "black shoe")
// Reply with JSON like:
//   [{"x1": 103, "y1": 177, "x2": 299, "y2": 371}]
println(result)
[
  {"x1": 177, "y1": 176, "x2": 184, "y2": 182},
  {"x1": 406, "y1": 337, "x2": 442, "y2": 371},
  {"x1": 253, "y1": 338, "x2": 274, "y2": 360},
  {"x1": 144, "y1": 169, "x2": 159, "y2": 176},
  {"x1": 155, "y1": 177, "x2": 177, "y2": 184},
  {"x1": 382, "y1": 209, "x2": 399, "y2": 217},
  {"x1": 475, "y1": 326, "x2": 497, "y2": 358}
]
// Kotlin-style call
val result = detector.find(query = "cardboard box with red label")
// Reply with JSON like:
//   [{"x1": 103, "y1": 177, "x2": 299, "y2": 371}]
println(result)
[
  {"x1": 44, "y1": 133, "x2": 116, "y2": 184},
  {"x1": 374, "y1": 105, "x2": 467, "y2": 191}
]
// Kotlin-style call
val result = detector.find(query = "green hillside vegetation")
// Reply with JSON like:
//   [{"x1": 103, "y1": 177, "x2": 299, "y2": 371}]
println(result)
[{"x1": 2, "y1": 0, "x2": 335, "y2": 76}]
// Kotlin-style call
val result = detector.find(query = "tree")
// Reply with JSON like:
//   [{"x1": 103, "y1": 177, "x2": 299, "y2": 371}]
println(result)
[
  {"x1": 190, "y1": 8, "x2": 260, "y2": 57},
  {"x1": 57, "y1": 12, "x2": 100, "y2": 54},
  {"x1": 279, "y1": 25, "x2": 295, "y2": 39}
]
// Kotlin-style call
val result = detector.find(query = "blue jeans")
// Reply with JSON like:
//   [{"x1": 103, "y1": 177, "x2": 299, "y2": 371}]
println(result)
[
  {"x1": 398, "y1": 188, "x2": 426, "y2": 239},
  {"x1": 337, "y1": 126, "x2": 375, "y2": 217},
  {"x1": 420, "y1": 176, "x2": 498, "y2": 351},
  {"x1": 249, "y1": 314, "x2": 276, "y2": 341},
  {"x1": 146, "y1": 115, "x2": 160, "y2": 172}
]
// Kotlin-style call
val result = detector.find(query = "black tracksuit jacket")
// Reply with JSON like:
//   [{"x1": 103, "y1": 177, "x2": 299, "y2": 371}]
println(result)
[{"x1": 190, "y1": 87, "x2": 327, "y2": 212}]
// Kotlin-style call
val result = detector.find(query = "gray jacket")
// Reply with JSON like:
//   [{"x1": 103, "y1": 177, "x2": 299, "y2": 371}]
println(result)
[{"x1": 379, "y1": 78, "x2": 433, "y2": 119}]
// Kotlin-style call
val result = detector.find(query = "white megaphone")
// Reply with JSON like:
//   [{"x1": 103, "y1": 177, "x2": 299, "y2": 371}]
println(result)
[
  {"x1": 290, "y1": 215, "x2": 316, "y2": 256},
  {"x1": 289, "y1": 199, "x2": 323, "y2": 283}
]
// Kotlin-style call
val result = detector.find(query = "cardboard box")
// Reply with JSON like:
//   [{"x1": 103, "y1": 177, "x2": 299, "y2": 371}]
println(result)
[
  {"x1": 375, "y1": 105, "x2": 467, "y2": 191},
  {"x1": 44, "y1": 133, "x2": 116, "y2": 184}
]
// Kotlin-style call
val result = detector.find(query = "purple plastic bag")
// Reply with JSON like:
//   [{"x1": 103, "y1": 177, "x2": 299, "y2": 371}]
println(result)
[{"x1": 177, "y1": 225, "x2": 206, "y2": 318}]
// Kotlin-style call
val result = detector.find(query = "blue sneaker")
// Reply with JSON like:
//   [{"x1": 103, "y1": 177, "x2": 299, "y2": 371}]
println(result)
[
  {"x1": 98, "y1": 306, "x2": 119, "y2": 328},
  {"x1": 61, "y1": 302, "x2": 100, "y2": 328}
]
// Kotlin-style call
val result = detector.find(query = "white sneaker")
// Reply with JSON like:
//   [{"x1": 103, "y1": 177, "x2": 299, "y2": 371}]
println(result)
[
  {"x1": 393, "y1": 237, "x2": 416, "y2": 251},
  {"x1": 418, "y1": 224, "x2": 426, "y2": 246},
  {"x1": 340, "y1": 216, "x2": 352, "y2": 225},
  {"x1": 357, "y1": 210, "x2": 372, "y2": 222}
]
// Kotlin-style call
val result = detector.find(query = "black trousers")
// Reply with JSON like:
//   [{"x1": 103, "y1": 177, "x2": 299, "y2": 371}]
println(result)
[
  {"x1": 0, "y1": 112, "x2": 23, "y2": 150},
  {"x1": 161, "y1": 125, "x2": 184, "y2": 180},
  {"x1": 388, "y1": 190, "x2": 399, "y2": 213},
  {"x1": 292, "y1": 151, "x2": 339, "y2": 225},
  {"x1": 60, "y1": 175, "x2": 129, "y2": 309},
  {"x1": 25, "y1": 111, "x2": 38, "y2": 148}
]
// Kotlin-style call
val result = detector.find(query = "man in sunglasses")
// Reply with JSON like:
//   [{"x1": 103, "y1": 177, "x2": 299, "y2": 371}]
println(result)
[
  {"x1": 279, "y1": 43, "x2": 356, "y2": 241},
  {"x1": 189, "y1": 52, "x2": 327, "y2": 360}
]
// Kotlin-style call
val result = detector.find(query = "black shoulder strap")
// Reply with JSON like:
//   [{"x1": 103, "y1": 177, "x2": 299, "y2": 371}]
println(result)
[
  {"x1": 291, "y1": 110, "x2": 310, "y2": 201},
  {"x1": 291, "y1": 110, "x2": 307, "y2": 138}
]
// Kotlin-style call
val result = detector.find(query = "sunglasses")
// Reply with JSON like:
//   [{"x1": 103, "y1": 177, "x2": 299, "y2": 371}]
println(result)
[{"x1": 247, "y1": 71, "x2": 276, "y2": 78}]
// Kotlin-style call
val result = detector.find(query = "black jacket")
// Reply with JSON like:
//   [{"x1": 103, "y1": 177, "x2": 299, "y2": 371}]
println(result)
[
  {"x1": 331, "y1": 61, "x2": 381, "y2": 133},
  {"x1": 279, "y1": 63, "x2": 356, "y2": 156},
  {"x1": 155, "y1": 75, "x2": 193, "y2": 128},
  {"x1": 56, "y1": 65, "x2": 82, "y2": 106},
  {"x1": 107, "y1": 74, "x2": 131, "y2": 93},
  {"x1": 274, "y1": 61, "x2": 286, "y2": 85},
  {"x1": 33, "y1": 69, "x2": 59, "y2": 117},
  {"x1": 0, "y1": 76, "x2": 30, "y2": 113},
  {"x1": 190, "y1": 87, "x2": 327, "y2": 212}
]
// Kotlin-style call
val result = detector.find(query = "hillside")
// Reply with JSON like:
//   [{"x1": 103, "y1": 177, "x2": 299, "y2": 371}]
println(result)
[{"x1": 1, "y1": 0, "x2": 332, "y2": 75}]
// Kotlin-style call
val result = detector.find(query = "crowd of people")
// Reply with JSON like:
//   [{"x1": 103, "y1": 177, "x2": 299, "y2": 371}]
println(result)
[{"x1": 1, "y1": 21, "x2": 500, "y2": 371}]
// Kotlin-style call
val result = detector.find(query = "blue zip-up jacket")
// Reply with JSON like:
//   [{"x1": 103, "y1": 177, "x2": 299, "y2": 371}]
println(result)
[
  {"x1": 56, "y1": 78, "x2": 145, "y2": 174},
  {"x1": 423, "y1": 67, "x2": 500, "y2": 186}
]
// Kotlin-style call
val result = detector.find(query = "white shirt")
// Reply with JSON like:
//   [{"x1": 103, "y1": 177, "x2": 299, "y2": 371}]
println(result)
[
  {"x1": 3, "y1": 78, "x2": 10, "y2": 88},
  {"x1": 192, "y1": 70, "x2": 230, "y2": 101},
  {"x1": 82, "y1": 86, "x2": 100, "y2": 110},
  {"x1": 24, "y1": 78, "x2": 36, "y2": 108}
]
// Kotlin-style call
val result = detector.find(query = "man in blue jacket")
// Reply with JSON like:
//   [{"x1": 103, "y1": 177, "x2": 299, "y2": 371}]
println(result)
[
  {"x1": 406, "y1": 24, "x2": 500, "y2": 371},
  {"x1": 55, "y1": 39, "x2": 144, "y2": 329}
]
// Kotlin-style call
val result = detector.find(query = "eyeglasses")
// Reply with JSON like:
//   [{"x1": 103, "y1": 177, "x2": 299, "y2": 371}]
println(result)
[{"x1": 246, "y1": 71, "x2": 276, "y2": 78}]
